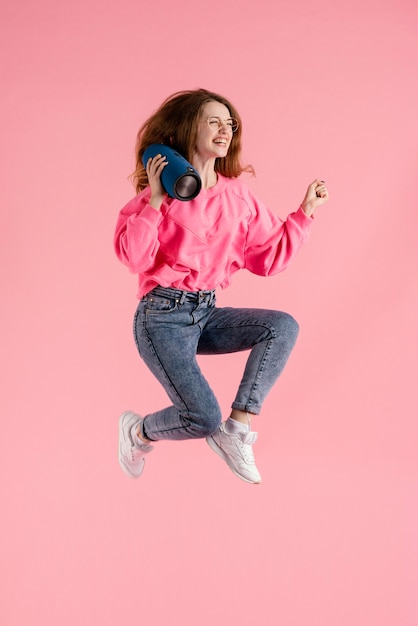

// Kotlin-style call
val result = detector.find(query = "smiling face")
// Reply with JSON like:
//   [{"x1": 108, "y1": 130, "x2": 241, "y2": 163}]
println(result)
[{"x1": 194, "y1": 100, "x2": 234, "y2": 163}]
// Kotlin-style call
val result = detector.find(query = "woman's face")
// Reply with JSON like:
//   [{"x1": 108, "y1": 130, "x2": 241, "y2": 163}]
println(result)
[{"x1": 194, "y1": 100, "x2": 234, "y2": 162}]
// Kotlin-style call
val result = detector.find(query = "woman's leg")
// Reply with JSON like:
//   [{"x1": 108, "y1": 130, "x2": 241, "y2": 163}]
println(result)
[
  {"x1": 133, "y1": 293, "x2": 222, "y2": 441},
  {"x1": 197, "y1": 306, "x2": 299, "y2": 414},
  {"x1": 198, "y1": 306, "x2": 299, "y2": 483}
]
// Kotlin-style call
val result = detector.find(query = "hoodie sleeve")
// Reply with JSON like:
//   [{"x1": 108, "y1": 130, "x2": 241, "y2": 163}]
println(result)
[
  {"x1": 113, "y1": 193, "x2": 164, "y2": 274},
  {"x1": 244, "y1": 190, "x2": 314, "y2": 276}
]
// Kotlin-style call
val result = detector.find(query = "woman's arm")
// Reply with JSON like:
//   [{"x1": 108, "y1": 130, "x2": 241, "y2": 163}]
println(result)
[{"x1": 244, "y1": 180, "x2": 329, "y2": 276}]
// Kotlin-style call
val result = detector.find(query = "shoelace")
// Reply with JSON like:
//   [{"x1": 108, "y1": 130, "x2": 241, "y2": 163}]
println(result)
[{"x1": 236, "y1": 430, "x2": 258, "y2": 463}]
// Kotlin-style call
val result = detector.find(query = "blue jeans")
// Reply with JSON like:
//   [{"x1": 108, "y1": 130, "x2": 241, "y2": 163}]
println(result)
[{"x1": 133, "y1": 286, "x2": 299, "y2": 441}]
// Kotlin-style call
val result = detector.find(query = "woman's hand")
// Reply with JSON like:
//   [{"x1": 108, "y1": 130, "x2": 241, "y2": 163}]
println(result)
[
  {"x1": 301, "y1": 179, "x2": 329, "y2": 217},
  {"x1": 146, "y1": 154, "x2": 169, "y2": 211}
]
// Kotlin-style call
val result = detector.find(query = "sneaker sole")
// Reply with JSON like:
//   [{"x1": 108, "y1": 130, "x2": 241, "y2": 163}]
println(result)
[
  {"x1": 206, "y1": 435, "x2": 261, "y2": 484},
  {"x1": 118, "y1": 412, "x2": 145, "y2": 479}
]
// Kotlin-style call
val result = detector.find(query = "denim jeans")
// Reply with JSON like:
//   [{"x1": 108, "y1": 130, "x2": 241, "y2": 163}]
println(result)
[{"x1": 133, "y1": 286, "x2": 299, "y2": 441}]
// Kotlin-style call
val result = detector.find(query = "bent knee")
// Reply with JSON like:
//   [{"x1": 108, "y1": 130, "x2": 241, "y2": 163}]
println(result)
[
  {"x1": 283, "y1": 312, "x2": 299, "y2": 337},
  {"x1": 271, "y1": 311, "x2": 299, "y2": 341},
  {"x1": 199, "y1": 411, "x2": 222, "y2": 437},
  {"x1": 188, "y1": 408, "x2": 222, "y2": 438}
]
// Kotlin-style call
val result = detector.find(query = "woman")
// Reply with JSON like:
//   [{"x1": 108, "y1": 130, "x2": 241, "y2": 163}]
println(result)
[{"x1": 114, "y1": 88, "x2": 329, "y2": 484}]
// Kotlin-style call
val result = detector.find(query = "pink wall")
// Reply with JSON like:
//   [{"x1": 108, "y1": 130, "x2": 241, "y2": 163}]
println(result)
[{"x1": 1, "y1": 0, "x2": 417, "y2": 624}]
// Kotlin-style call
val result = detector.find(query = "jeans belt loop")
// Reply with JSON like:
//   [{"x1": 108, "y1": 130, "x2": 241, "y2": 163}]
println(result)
[
  {"x1": 199, "y1": 290, "x2": 215, "y2": 305},
  {"x1": 178, "y1": 291, "x2": 187, "y2": 305},
  {"x1": 198, "y1": 290, "x2": 210, "y2": 303}
]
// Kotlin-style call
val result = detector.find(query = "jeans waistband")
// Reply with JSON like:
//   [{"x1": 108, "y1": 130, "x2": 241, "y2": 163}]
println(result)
[{"x1": 148, "y1": 286, "x2": 216, "y2": 305}]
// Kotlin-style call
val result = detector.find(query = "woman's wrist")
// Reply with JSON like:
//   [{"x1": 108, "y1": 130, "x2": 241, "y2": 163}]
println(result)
[
  {"x1": 149, "y1": 195, "x2": 163, "y2": 211},
  {"x1": 301, "y1": 201, "x2": 315, "y2": 217}
]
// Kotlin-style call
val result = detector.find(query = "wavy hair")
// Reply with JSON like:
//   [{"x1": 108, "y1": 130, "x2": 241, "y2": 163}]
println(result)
[{"x1": 130, "y1": 88, "x2": 254, "y2": 193}]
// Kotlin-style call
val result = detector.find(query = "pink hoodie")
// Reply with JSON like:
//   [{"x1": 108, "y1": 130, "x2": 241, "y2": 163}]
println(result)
[{"x1": 114, "y1": 174, "x2": 313, "y2": 298}]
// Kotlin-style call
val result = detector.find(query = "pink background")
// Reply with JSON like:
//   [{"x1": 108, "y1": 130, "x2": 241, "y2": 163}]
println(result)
[{"x1": 1, "y1": 0, "x2": 417, "y2": 624}]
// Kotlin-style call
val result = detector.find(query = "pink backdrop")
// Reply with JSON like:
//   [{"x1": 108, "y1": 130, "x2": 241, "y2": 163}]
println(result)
[{"x1": 2, "y1": 0, "x2": 417, "y2": 624}]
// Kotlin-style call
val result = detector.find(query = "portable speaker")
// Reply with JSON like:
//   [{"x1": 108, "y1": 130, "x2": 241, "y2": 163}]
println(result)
[{"x1": 142, "y1": 144, "x2": 202, "y2": 201}]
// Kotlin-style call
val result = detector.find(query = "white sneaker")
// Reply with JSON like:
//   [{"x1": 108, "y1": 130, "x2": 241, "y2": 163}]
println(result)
[
  {"x1": 118, "y1": 411, "x2": 153, "y2": 478},
  {"x1": 206, "y1": 422, "x2": 261, "y2": 484}
]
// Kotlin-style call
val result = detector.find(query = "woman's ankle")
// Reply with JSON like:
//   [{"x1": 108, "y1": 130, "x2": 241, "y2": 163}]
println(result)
[{"x1": 229, "y1": 409, "x2": 256, "y2": 425}]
